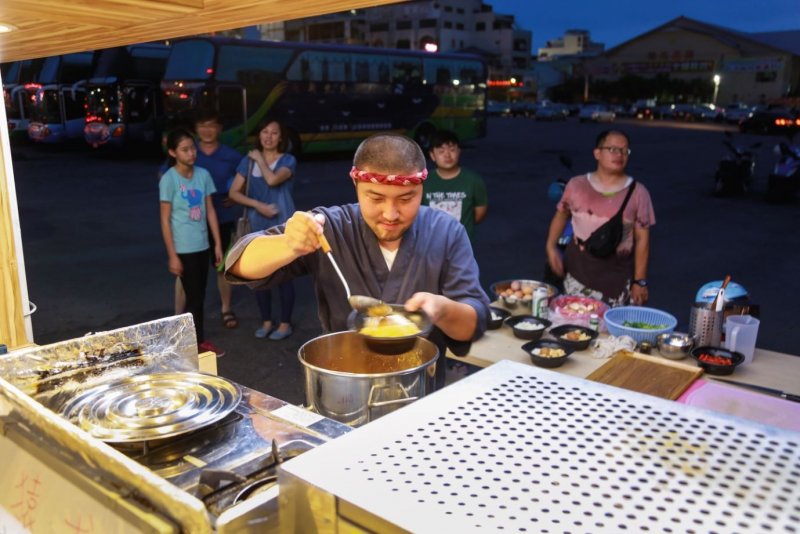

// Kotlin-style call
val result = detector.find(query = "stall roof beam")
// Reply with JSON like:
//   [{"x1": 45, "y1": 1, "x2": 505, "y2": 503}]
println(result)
[{"x1": 0, "y1": 0, "x2": 402, "y2": 62}]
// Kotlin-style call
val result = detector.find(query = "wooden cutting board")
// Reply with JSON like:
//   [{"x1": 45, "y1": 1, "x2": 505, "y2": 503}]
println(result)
[{"x1": 586, "y1": 350, "x2": 703, "y2": 400}]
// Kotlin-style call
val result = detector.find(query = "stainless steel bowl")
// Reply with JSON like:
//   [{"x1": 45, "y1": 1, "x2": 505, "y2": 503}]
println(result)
[
  {"x1": 656, "y1": 332, "x2": 695, "y2": 360},
  {"x1": 489, "y1": 279, "x2": 558, "y2": 310}
]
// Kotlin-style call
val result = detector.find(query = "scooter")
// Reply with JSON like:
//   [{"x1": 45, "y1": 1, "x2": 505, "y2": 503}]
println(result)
[
  {"x1": 543, "y1": 155, "x2": 574, "y2": 292},
  {"x1": 713, "y1": 131, "x2": 761, "y2": 196},
  {"x1": 766, "y1": 135, "x2": 800, "y2": 203}
]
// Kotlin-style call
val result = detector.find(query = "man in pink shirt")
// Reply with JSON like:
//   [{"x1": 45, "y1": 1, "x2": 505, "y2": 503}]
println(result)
[{"x1": 545, "y1": 130, "x2": 656, "y2": 306}]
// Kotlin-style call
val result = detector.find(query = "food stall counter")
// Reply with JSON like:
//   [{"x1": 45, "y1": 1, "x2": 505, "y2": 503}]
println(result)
[{"x1": 449, "y1": 324, "x2": 800, "y2": 393}]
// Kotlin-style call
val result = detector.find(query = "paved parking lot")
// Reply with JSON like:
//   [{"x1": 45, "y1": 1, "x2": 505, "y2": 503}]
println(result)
[{"x1": 10, "y1": 117, "x2": 799, "y2": 404}]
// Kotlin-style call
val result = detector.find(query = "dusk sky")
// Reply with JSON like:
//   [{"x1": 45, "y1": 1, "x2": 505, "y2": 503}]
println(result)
[{"x1": 487, "y1": 0, "x2": 800, "y2": 52}]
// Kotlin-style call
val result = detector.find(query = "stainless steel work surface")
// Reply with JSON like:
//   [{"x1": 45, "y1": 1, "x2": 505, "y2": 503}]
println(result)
[{"x1": 280, "y1": 360, "x2": 800, "y2": 532}]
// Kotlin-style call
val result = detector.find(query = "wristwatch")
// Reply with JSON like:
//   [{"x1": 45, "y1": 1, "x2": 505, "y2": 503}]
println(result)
[{"x1": 633, "y1": 279, "x2": 648, "y2": 287}]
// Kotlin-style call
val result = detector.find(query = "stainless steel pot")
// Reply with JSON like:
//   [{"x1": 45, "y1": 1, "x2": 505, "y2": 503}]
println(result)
[{"x1": 298, "y1": 331, "x2": 438, "y2": 427}]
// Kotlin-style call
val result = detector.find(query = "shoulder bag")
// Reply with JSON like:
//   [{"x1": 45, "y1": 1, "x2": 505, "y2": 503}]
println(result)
[
  {"x1": 578, "y1": 181, "x2": 636, "y2": 258},
  {"x1": 233, "y1": 160, "x2": 254, "y2": 243}
]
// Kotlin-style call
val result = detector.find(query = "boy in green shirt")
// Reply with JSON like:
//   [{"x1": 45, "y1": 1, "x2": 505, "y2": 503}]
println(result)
[{"x1": 423, "y1": 130, "x2": 488, "y2": 244}]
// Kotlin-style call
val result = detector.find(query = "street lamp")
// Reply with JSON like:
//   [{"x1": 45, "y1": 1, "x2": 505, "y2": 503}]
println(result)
[{"x1": 712, "y1": 74, "x2": 721, "y2": 105}]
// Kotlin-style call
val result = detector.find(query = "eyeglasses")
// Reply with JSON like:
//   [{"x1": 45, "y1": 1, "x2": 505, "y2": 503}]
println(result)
[{"x1": 599, "y1": 146, "x2": 632, "y2": 156}]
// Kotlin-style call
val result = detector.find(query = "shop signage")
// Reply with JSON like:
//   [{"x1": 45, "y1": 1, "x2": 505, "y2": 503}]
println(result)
[{"x1": 723, "y1": 57, "x2": 783, "y2": 72}]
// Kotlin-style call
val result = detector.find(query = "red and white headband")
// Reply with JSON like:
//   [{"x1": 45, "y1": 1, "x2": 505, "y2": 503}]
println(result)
[{"x1": 350, "y1": 166, "x2": 427, "y2": 186}]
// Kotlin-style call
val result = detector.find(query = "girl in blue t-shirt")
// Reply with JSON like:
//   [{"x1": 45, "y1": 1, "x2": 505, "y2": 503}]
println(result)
[
  {"x1": 229, "y1": 119, "x2": 297, "y2": 340},
  {"x1": 159, "y1": 128, "x2": 224, "y2": 355}
]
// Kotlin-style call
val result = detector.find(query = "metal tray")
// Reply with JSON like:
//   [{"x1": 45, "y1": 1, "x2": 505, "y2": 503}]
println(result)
[{"x1": 60, "y1": 372, "x2": 241, "y2": 442}]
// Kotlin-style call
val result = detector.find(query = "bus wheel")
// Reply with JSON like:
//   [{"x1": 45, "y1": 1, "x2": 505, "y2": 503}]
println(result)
[
  {"x1": 414, "y1": 124, "x2": 436, "y2": 151},
  {"x1": 287, "y1": 129, "x2": 303, "y2": 156}
]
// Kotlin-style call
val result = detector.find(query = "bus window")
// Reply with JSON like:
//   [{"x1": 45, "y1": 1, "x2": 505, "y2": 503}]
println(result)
[
  {"x1": 164, "y1": 40, "x2": 215, "y2": 80},
  {"x1": 391, "y1": 61, "x2": 414, "y2": 84},
  {"x1": 424, "y1": 58, "x2": 484, "y2": 87},
  {"x1": 218, "y1": 45, "x2": 293, "y2": 84},
  {"x1": 354, "y1": 59, "x2": 369, "y2": 83},
  {"x1": 288, "y1": 51, "x2": 353, "y2": 84},
  {"x1": 435, "y1": 67, "x2": 451, "y2": 85},
  {"x1": 216, "y1": 86, "x2": 244, "y2": 130},
  {"x1": 377, "y1": 61, "x2": 390, "y2": 84}
]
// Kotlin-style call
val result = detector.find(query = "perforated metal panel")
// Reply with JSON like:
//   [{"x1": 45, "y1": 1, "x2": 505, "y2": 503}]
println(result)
[{"x1": 282, "y1": 361, "x2": 800, "y2": 533}]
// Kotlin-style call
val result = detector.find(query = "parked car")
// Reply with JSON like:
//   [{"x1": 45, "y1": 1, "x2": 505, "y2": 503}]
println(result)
[
  {"x1": 509, "y1": 101, "x2": 537, "y2": 118},
  {"x1": 578, "y1": 104, "x2": 615, "y2": 123},
  {"x1": 487, "y1": 100, "x2": 512, "y2": 117},
  {"x1": 652, "y1": 103, "x2": 676, "y2": 120},
  {"x1": 610, "y1": 104, "x2": 632, "y2": 118},
  {"x1": 739, "y1": 107, "x2": 800, "y2": 135},
  {"x1": 632, "y1": 99, "x2": 657, "y2": 119},
  {"x1": 697, "y1": 104, "x2": 723, "y2": 121},
  {"x1": 724, "y1": 103, "x2": 754, "y2": 124},
  {"x1": 535, "y1": 103, "x2": 569, "y2": 121}
]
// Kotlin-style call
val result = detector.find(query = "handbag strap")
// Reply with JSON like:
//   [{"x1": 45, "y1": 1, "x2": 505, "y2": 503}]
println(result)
[
  {"x1": 613, "y1": 180, "x2": 636, "y2": 219},
  {"x1": 241, "y1": 159, "x2": 254, "y2": 219}
]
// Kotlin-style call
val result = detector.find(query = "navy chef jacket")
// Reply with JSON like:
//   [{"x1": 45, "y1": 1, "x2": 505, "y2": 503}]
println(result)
[{"x1": 225, "y1": 204, "x2": 491, "y2": 344}]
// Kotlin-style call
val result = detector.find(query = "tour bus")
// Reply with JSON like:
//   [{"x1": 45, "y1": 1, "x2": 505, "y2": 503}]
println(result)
[
  {"x1": 2, "y1": 59, "x2": 45, "y2": 141},
  {"x1": 84, "y1": 43, "x2": 171, "y2": 148},
  {"x1": 161, "y1": 37, "x2": 487, "y2": 154},
  {"x1": 26, "y1": 51, "x2": 95, "y2": 143}
]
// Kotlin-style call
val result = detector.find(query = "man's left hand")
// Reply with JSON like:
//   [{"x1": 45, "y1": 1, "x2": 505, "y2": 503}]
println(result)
[
  {"x1": 405, "y1": 292, "x2": 478, "y2": 342},
  {"x1": 404, "y1": 292, "x2": 446, "y2": 323}
]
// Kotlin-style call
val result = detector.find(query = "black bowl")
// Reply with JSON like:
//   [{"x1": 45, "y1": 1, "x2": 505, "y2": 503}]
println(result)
[
  {"x1": 349, "y1": 304, "x2": 433, "y2": 355},
  {"x1": 548, "y1": 324, "x2": 598, "y2": 351},
  {"x1": 691, "y1": 346, "x2": 745, "y2": 376},
  {"x1": 522, "y1": 339, "x2": 574, "y2": 368},
  {"x1": 505, "y1": 315, "x2": 552, "y2": 341},
  {"x1": 488, "y1": 306, "x2": 512, "y2": 330}
]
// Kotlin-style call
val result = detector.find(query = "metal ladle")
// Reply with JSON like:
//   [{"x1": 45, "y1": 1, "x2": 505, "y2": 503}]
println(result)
[{"x1": 318, "y1": 233, "x2": 392, "y2": 317}]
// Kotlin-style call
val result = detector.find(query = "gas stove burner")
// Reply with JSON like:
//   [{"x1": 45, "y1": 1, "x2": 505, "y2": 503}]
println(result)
[
  {"x1": 60, "y1": 372, "x2": 241, "y2": 442},
  {"x1": 114, "y1": 412, "x2": 243, "y2": 474}
]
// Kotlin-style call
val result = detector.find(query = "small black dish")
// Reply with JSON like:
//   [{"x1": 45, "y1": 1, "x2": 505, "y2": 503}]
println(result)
[
  {"x1": 488, "y1": 306, "x2": 512, "y2": 330},
  {"x1": 505, "y1": 315, "x2": 552, "y2": 341},
  {"x1": 522, "y1": 339, "x2": 574, "y2": 368},
  {"x1": 548, "y1": 324, "x2": 598, "y2": 352},
  {"x1": 691, "y1": 346, "x2": 745, "y2": 376},
  {"x1": 349, "y1": 304, "x2": 433, "y2": 355}
]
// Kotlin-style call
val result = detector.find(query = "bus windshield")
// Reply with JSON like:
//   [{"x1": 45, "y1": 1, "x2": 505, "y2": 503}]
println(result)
[
  {"x1": 30, "y1": 90, "x2": 61, "y2": 123},
  {"x1": 85, "y1": 86, "x2": 121, "y2": 123}
]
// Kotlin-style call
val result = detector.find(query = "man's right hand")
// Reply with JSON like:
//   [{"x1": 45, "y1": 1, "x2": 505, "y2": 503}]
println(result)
[{"x1": 284, "y1": 211, "x2": 326, "y2": 257}]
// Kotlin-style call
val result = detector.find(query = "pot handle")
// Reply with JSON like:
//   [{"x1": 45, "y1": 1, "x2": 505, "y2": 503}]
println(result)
[{"x1": 367, "y1": 382, "x2": 418, "y2": 408}]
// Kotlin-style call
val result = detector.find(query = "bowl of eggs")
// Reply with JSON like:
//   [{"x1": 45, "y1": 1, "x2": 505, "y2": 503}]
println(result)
[{"x1": 490, "y1": 279, "x2": 559, "y2": 310}]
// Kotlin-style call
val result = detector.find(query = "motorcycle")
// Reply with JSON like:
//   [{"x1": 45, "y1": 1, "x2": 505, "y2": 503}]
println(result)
[
  {"x1": 766, "y1": 135, "x2": 800, "y2": 203},
  {"x1": 543, "y1": 155, "x2": 574, "y2": 292},
  {"x1": 713, "y1": 131, "x2": 761, "y2": 196}
]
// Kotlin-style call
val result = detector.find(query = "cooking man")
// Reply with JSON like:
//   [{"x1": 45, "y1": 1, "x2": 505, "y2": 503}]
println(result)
[{"x1": 225, "y1": 133, "x2": 491, "y2": 388}]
